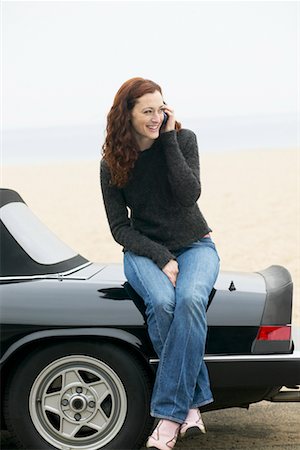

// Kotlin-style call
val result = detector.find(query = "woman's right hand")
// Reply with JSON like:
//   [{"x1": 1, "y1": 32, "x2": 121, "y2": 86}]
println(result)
[
  {"x1": 162, "y1": 259, "x2": 179, "y2": 287},
  {"x1": 161, "y1": 104, "x2": 176, "y2": 133}
]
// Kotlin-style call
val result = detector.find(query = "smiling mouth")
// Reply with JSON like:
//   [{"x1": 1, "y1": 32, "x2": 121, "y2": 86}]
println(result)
[{"x1": 147, "y1": 125, "x2": 159, "y2": 132}]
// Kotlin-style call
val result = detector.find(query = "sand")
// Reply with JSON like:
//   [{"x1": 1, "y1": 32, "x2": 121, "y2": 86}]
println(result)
[{"x1": 1, "y1": 148, "x2": 299, "y2": 324}]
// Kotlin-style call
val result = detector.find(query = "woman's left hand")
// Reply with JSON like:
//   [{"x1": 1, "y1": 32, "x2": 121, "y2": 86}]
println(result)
[{"x1": 162, "y1": 105, "x2": 176, "y2": 133}]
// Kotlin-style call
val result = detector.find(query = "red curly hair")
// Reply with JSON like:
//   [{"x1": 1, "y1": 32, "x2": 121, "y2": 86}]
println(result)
[{"x1": 102, "y1": 77, "x2": 181, "y2": 187}]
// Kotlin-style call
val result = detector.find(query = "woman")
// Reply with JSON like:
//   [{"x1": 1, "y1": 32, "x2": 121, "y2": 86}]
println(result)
[{"x1": 100, "y1": 77, "x2": 220, "y2": 450}]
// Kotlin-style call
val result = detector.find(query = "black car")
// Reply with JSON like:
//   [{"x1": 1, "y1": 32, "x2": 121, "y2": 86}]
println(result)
[{"x1": 0, "y1": 188, "x2": 299, "y2": 450}]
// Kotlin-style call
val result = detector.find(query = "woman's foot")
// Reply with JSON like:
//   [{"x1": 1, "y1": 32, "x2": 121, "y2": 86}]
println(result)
[
  {"x1": 146, "y1": 419, "x2": 180, "y2": 450},
  {"x1": 179, "y1": 408, "x2": 206, "y2": 439}
]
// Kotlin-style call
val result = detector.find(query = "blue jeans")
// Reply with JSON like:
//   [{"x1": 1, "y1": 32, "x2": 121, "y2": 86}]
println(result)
[{"x1": 123, "y1": 237, "x2": 220, "y2": 423}]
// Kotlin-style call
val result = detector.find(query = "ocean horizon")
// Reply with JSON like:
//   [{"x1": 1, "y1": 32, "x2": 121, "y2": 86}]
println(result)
[{"x1": 2, "y1": 113, "x2": 298, "y2": 165}]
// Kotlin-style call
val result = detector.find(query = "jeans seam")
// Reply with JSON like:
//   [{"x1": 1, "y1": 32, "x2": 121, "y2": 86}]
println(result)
[
  {"x1": 170, "y1": 320, "x2": 193, "y2": 418},
  {"x1": 125, "y1": 252, "x2": 165, "y2": 351},
  {"x1": 169, "y1": 261, "x2": 204, "y2": 417}
]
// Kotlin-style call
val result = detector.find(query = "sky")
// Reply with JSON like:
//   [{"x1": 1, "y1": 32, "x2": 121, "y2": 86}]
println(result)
[{"x1": 2, "y1": 0, "x2": 299, "y2": 132}]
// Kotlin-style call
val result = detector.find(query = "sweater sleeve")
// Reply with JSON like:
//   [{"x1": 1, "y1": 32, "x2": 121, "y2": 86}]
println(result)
[
  {"x1": 100, "y1": 160, "x2": 176, "y2": 269},
  {"x1": 159, "y1": 129, "x2": 201, "y2": 206}
]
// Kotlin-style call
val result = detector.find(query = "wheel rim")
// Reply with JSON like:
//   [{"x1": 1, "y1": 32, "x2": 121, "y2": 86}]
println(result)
[{"x1": 29, "y1": 355, "x2": 127, "y2": 449}]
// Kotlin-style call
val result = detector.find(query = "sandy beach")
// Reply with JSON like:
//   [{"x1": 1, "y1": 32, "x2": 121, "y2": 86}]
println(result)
[{"x1": 2, "y1": 148, "x2": 299, "y2": 324}]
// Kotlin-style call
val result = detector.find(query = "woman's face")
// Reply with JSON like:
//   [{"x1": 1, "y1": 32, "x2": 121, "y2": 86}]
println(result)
[{"x1": 130, "y1": 90, "x2": 165, "y2": 149}]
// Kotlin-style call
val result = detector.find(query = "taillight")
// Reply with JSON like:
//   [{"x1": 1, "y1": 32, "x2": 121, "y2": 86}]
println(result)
[{"x1": 257, "y1": 325, "x2": 291, "y2": 341}]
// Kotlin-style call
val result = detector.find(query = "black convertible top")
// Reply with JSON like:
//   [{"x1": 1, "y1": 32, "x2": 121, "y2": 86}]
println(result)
[
  {"x1": 0, "y1": 189, "x2": 24, "y2": 208},
  {"x1": 0, "y1": 189, "x2": 88, "y2": 277}
]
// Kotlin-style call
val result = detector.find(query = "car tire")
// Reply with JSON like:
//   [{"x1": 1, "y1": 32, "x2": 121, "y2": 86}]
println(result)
[{"x1": 4, "y1": 340, "x2": 154, "y2": 449}]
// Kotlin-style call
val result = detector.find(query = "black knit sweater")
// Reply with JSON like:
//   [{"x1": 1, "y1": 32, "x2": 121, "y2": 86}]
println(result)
[{"x1": 100, "y1": 129, "x2": 211, "y2": 269}]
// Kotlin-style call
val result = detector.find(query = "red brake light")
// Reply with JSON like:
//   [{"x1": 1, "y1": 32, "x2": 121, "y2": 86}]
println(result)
[{"x1": 257, "y1": 326, "x2": 291, "y2": 341}]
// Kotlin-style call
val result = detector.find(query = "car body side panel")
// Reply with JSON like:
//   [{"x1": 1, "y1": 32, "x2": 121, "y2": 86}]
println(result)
[
  {"x1": 0, "y1": 267, "x2": 266, "y2": 360},
  {"x1": 91, "y1": 263, "x2": 268, "y2": 326},
  {"x1": 0, "y1": 262, "x2": 286, "y2": 366},
  {"x1": 0, "y1": 327, "x2": 153, "y2": 366},
  {"x1": 1, "y1": 262, "x2": 298, "y2": 391},
  {"x1": 0, "y1": 280, "x2": 144, "y2": 328}
]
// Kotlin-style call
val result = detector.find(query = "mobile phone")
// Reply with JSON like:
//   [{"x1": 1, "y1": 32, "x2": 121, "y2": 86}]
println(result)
[{"x1": 162, "y1": 111, "x2": 168, "y2": 127}]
